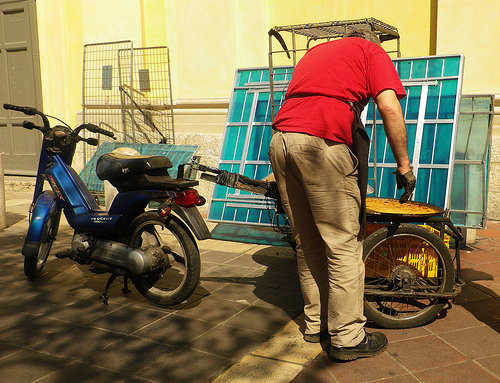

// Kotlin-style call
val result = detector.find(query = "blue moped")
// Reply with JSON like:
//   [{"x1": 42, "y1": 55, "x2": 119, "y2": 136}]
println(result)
[{"x1": 4, "y1": 103, "x2": 210, "y2": 306}]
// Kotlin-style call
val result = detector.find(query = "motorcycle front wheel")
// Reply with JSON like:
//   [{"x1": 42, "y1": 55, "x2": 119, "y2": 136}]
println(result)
[
  {"x1": 24, "y1": 210, "x2": 59, "y2": 279},
  {"x1": 363, "y1": 223, "x2": 455, "y2": 329},
  {"x1": 125, "y1": 212, "x2": 201, "y2": 307}
]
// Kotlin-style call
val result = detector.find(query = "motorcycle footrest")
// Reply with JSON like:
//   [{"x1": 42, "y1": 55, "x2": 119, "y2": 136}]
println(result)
[{"x1": 55, "y1": 250, "x2": 72, "y2": 259}]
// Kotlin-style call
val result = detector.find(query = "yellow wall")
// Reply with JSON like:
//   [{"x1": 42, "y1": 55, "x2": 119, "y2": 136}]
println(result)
[
  {"x1": 268, "y1": 0, "x2": 434, "y2": 58},
  {"x1": 36, "y1": 0, "x2": 83, "y2": 127},
  {"x1": 34, "y1": 0, "x2": 499, "y2": 127},
  {"x1": 436, "y1": 0, "x2": 500, "y2": 93}
]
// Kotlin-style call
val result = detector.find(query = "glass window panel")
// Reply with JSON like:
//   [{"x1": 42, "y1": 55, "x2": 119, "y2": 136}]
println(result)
[
  {"x1": 221, "y1": 125, "x2": 245, "y2": 160},
  {"x1": 255, "y1": 164, "x2": 271, "y2": 180},
  {"x1": 241, "y1": 92, "x2": 254, "y2": 122},
  {"x1": 210, "y1": 200, "x2": 224, "y2": 220},
  {"x1": 235, "y1": 207, "x2": 249, "y2": 222},
  {"x1": 427, "y1": 58, "x2": 443, "y2": 77},
  {"x1": 425, "y1": 83, "x2": 440, "y2": 119},
  {"x1": 434, "y1": 123, "x2": 453, "y2": 164},
  {"x1": 406, "y1": 86, "x2": 422, "y2": 120},
  {"x1": 273, "y1": 68, "x2": 289, "y2": 82},
  {"x1": 467, "y1": 115, "x2": 489, "y2": 160},
  {"x1": 379, "y1": 168, "x2": 397, "y2": 199},
  {"x1": 375, "y1": 124, "x2": 387, "y2": 163},
  {"x1": 414, "y1": 168, "x2": 430, "y2": 202},
  {"x1": 406, "y1": 123, "x2": 417, "y2": 163},
  {"x1": 255, "y1": 92, "x2": 271, "y2": 122},
  {"x1": 473, "y1": 97, "x2": 491, "y2": 112},
  {"x1": 438, "y1": 80, "x2": 458, "y2": 119},
  {"x1": 454, "y1": 115, "x2": 472, "y2": 161},
  {"x1": 428, "y1": 168, "x2": 448, "y2": 207},
  {"x1": 460, "y1": 96, "x2": 473, "y2": 112},
  {"x1": 236, "y1": 70, "x2": 251, "y2": 87},
  {"x1": 250, "y1": 70, "x2": 264, "y2": 83},
  {"x1": 399, "y1": 97, "x2": 408, "y2": 117},
  {"x1": 443, "y1": 56, "x2": 461, "y2": 76},
  {"x1": 466, "y1": 165, "x2": 485, "y2": 211},
  {"x1": 246, "y1": 127, "x2": 264, "y2": 161},
  {"x1": 243, "y1": 164, "x2": 257, "y2": 178},
  {"x1": 450, "y1": 164, "x2": 466, "y2": 210},
  {"x1": 222, "y1": 206, "x2": 236, "y2": 221},
  {"x1": 420, "y1": 124, "x2": 436, "y2": 164},
  {"x1": 411, "y1": 59, "x2": 427, "y2": 79},
  {"x1": 396, "y1": 60, "x2": 411, "y2": 80},
  {"x1": 213, "y1": 185, "x2": 228, "y2": 200},
  {"x1": 228, "y1": 89, "x2": 246, "y2": 122},
  {"x1": 248, "y1": 208, "x2": 261, "y2": 223},
  {"x1": 259, "y1": 128, "x2": 273, "y2": 161}
]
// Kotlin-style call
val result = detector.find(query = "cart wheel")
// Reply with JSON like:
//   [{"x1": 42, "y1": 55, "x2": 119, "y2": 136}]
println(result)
[{"x1": 363, "y1": 223, "x2": 455, "y2": 329}]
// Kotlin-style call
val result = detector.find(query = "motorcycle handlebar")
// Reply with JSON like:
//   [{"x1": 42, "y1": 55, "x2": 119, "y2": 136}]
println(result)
[
  {"x1": 3, "y1": 103, "x2": 38, "y2": 116},
  {"x1": 83, "y1": 123, "x2": 115, "y2": 139}
]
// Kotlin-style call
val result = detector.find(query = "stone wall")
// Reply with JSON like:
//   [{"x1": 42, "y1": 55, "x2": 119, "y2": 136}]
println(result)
[{"x1": 486, "y1": 95, "x2": 500, "y2": 221}]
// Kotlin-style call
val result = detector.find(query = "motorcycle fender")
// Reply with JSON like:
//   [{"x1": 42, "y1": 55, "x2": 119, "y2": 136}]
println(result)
[
  {"x1": 171, "y1": 204, "x2": 211, "y2": 240},
  {"x1": 22, "y1": 191, "x2": 59, "y2": 257}
]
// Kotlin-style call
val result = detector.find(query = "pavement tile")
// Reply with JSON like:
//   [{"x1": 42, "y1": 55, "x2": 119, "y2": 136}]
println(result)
[
  {"x1": 132, "y1": 313, "x2": 216, "y2": 347},
  {"x1": 30, "y1": 324, "x2": 126, "y2": 359},
  {"x1": 423, "y1": 303, "x2": 484, "y2": 334},
  {"x1": 476, "y1": 354, "x2": 500, "y2": 378},
  {"x1": 315, "y1": 350, "x2": 408, "y2": 383},
  {"x1": 135, "y1": 347, "x2": 231, "y2": 383},
  {"x1": 370, "y1": 325, "x2": 431, "y2": 343},
  {"x1": 213, "y1": 354, "x2": 305, "y2": 383},
  {"x1": 0, "y1": 340, "x2": 23, "y2": 360},
  {"x1": 223, "y1": 304, "x2": 295, "y2": 334},
  {"x1": 176, "y1": 296, "x2": 248, "y2": 323},
  {"x1": 0, "y1": 315, "x2": 77, "y2": 348},
  {"x1": 0, "y1": 348, "x2": 71, "y2": 383},
  {"x1": 41, "y1": 296, "x2": 120, "y2": 325},
  {"x1": 251, "y1": 314, "x2": 322, "y2": 365},
  {"x1": 387, "y1": 335, "x2": 467, "y2": 372},
  {"x1": 207, "y1": 278, "x2": 275, "y2": 305},
  {"x1": 85, "y1": 304, "x2": 171, "y2": 335},
  {"x1": 438, "y1": 325, "x2": 500, "y2": 359},
  {"x1": 468, "y1": 278, "x2": 500, "y2": 297},
  {"x1": 414, "y1": 360, "x2": 500, "y2": 383},
  {"x1": 454, "y1": 282, "x2": 497, "y2": 304},
  {"x1": 3, "y1": 190, "x2": 500, "y2": 383},
  {"x1": 82, "y1": 335, "x2": 176, "y2": 375},
  {"x1": 458, "y1": 298, "x2": 500, "y2": 325},
  {"x1": 290, "y1": 359, "x2": 338, "y2": 383},
  {"x1": 190, "y1": 324, "x2": 270, "y2": 360},
  {"x1": 35, "y1": 361, "x2": 129, "y2": 383},
  {"x1": 461, "y1": 249, "x2": 500, "y2": 264},
  {"x1": 252, "y1": 287, "x2": 304, "y2": 313}
]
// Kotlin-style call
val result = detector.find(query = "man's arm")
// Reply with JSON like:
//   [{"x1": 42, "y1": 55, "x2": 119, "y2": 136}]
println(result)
[
  {"x1": 375, "y1": 89, "x2": 415, "y2": 203},
  {"x1": 374, "y1": 89, "x2": 412, "y2": 175}
]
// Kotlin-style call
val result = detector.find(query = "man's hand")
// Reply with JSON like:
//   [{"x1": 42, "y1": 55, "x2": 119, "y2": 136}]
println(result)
[{"x1": 395, "y1": 168, "x2": 416, "y2": 203}]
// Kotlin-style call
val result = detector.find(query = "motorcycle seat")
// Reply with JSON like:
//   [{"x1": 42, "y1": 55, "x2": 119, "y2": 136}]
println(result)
[{"x1": 96, "y1": 152, "x2": 198, "y2": 191}]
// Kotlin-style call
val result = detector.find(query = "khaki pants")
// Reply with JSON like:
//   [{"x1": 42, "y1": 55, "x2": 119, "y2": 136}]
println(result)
[{"x1": 269, "y1": 131, "x2": 366, "y2": 347}]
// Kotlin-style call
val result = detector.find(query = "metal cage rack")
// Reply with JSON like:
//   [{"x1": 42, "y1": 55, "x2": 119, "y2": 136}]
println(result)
[{"x1": 268, "y1": 18, "x2": 401, "y2": 121}]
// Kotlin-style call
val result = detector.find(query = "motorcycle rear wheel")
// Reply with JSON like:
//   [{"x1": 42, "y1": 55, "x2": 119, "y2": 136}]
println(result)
[
  {"x1": 126, "y1": 212, "x2": 200, "y2": 307},
  {"x1": 363, "y1": 223, "x2": 455, "y2": 329}
]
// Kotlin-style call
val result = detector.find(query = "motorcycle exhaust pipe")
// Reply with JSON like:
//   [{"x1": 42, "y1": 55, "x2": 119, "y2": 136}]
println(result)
[{"x1": 78, "y1": 239, "x2": 162, "y2": 274}]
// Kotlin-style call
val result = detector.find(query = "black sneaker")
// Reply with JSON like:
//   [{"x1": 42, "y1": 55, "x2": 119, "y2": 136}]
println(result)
[{"x1": 329, "y1": 332, "x2": 388, "y2": 361}]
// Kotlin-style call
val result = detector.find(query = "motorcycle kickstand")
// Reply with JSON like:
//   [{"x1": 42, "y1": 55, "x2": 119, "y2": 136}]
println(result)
[
  {"x1": 122, "y1": 277, "x2": 131, "y2": 294},
  {"x1": 99, "y1": 274, "x2": 117, "y2": 306}
]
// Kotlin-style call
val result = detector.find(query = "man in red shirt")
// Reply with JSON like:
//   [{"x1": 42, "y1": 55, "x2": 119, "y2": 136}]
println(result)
[{"x1": 268, "y1": 29, "x2": 415, "y2": 361}]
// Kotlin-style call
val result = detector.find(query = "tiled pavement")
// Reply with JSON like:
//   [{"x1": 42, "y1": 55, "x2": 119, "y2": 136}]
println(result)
[
  {"x1": 0, "y1": 190, "x2": 499, "y2": 382},
  {"x1": 292, "y1": 222, "x2": 500, "y2": 383}
]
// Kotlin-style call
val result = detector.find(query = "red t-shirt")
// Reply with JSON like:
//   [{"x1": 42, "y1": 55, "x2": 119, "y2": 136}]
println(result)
[{"x1": 273, "y1": 37, "x2": 406, "y2": 146}]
